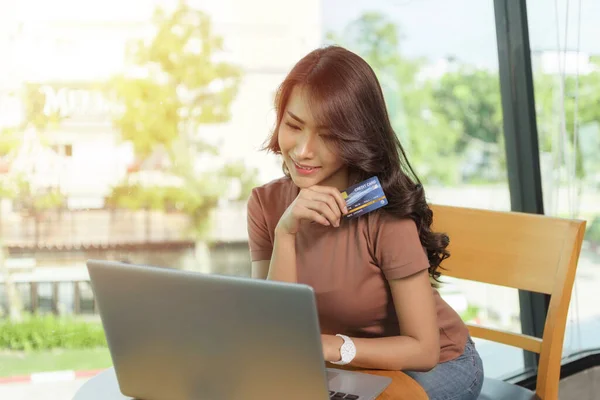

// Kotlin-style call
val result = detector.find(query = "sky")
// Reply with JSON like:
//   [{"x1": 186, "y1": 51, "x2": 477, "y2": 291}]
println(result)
[
  {"x1": 0, "y1": 0, "x2": 599, "y2": 80},
  {"x1": 322, "y1": 0, "x2": 600, "y2": 69}
]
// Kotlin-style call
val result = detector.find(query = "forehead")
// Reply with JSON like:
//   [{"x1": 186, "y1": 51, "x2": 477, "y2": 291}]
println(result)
[{"x1": 285, "y1": 85, "x2": 316, "y2": 122}]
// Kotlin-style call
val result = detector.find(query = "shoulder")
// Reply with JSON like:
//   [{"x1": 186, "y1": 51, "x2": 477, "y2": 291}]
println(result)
[
  {"x1": 248, "y1": 176, "x2": 296, "y2": 209},
  {"x1": 250, "y1": 176, "x2": 295, "y2": 201},
  {"x1": 364, "y1": 210, "x2": 428, "y2": 278},
  {"x1": 365, "y1": 209, "x2": 419, "y2": 236},
  {"x1": 247, "y1": 176, "x2": 297, "y2": 223},
  {"x1": 247, "y1": 177, "x2": 296, "y2": 261},
  {"x1": 362, "y1": 210, "x2": 422, "y2": 254}
]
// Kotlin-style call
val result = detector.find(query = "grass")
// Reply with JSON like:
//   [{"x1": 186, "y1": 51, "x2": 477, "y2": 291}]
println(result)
[
  {"x1": 460, "y1": 305, "x2": 480, "y2": 323},
  {"x1": 0, "y1": 347, "x2": 112, "y2": 377}
]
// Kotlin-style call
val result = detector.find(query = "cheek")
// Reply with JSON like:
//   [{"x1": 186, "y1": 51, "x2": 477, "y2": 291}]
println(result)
[
  {"x1": 321, "y1": 145, "x2": 343, "y2": 167},
  {"x1": 277, "y1": 129, "x2": 288, "y2": 153}
]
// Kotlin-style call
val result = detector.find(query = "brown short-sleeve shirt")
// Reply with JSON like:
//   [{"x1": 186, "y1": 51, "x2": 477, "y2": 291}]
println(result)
[{"x1": 247, "y1": 177, "x2": 469, "y2": 363}]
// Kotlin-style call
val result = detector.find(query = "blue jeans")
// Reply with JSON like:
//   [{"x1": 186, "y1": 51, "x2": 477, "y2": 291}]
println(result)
[{"x1": 405, "y1": 337, "x2": 484, "y2": 400}]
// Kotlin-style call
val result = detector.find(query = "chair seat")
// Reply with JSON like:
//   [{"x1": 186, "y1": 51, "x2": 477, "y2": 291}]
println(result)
[{"x1": 477, "y1": 377, "x2": 539, "y2": 400}]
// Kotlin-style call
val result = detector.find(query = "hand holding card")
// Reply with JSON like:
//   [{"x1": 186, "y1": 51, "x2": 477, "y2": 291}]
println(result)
[
  {"x1": 341, "y1": 176, "x2": 388, "y2": 219},
  {"x1": 275, "y1": 185, "x2": 348, "y2": 235}
]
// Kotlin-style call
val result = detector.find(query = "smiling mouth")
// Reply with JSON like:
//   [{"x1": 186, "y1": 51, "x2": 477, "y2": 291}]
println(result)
[{"x1": 291, "y1": 159, "x2": 321, "y2": 173}]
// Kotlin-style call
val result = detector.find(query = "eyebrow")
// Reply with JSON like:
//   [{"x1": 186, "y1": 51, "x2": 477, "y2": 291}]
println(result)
[
  {"x1": 286, "y1": 111, "x2": 305, "y2": 124},
  {"x1": 286, "y1": 111, "x2": 328, "y2": 129}
]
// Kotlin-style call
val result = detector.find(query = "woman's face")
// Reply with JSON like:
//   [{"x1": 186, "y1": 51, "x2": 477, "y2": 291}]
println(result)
[{"x1": 278, "y1": 85, "x2": 349, "y2": 190}]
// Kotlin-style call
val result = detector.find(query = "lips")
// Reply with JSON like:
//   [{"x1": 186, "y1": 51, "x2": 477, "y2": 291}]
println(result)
[
  {"x1": 294, "y1": 160, "x2": 319, "y2": 171},
  {"x1": 291, "y1": 159, "x2": 321, "y2": 175}
]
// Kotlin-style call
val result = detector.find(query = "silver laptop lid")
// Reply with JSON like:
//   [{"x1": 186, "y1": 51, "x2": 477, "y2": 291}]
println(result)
[{"x1": 87, "y1": 259, "x2": 331, "y2": 400}]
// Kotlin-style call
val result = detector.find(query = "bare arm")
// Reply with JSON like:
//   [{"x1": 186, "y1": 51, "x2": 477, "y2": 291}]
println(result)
[
  {"x1": 267, "y1": 231, "x2": 298, "y2": 282},
  {"x1": 324, "y1": 269, "x2": 440, "y2": 371},
  {"x1": 251, "y1": 231, "x2": 297, "y2": 282},
  {"x1": 251, "y1": 260, "x2": 270, "y2": 279}
]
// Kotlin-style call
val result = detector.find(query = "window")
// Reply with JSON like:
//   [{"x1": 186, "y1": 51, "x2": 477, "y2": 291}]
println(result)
[
  {"x1": 0, "y1": 0, "x2": 318, "y2": 390},
  {"x1": 527, "y1": 0, "x2": 600, "y2": 357},
  {"x1": 324, "y1": 0, "x2": 524, "y2": 379},
  {"x1": 2, "y1": 0, "x2": 593, "y2": 396}
]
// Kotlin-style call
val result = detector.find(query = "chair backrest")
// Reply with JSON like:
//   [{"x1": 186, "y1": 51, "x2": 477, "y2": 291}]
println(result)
[{"x1": 430, "y1": 204, "x2": 586, "y2": 400}]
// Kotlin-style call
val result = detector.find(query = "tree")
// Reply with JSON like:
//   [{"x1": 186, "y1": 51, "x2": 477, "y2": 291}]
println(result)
[
  {"x1": 535, "y1": 67, "x2": 600, "y2": 179},
  {"x1": 0, "y1": 175, "x2": 22, "y2": 321},
  {"x1": 107, "y1": 1, "x2": 257, "y2": 242},
  {"x1": 532, "y1": 64, "x2": 600, "y2": 216},
  {"x1": 0, "y1": 84, "x2": 64, "y2": 321},
  {"x1": 432, "y1": 67, "x2": 506, "y2": 182},
  {"x1": 326, "y1": 13, "x2": 462, "y2": 184}
]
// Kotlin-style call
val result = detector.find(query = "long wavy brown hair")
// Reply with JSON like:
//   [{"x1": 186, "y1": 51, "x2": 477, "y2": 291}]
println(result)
[{"x1": 263, "y1": 45, "x2": 449, "y2": 281}]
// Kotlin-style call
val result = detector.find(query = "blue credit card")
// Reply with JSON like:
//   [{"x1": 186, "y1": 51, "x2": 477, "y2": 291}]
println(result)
[{"x1": 341, "y1": 176, "x2": 388, "y2": 219}]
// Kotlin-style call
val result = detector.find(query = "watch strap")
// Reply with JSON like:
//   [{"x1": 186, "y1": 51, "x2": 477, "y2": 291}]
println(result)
[{"x1": 331, "y1": 334, "x2": 357, "y2": 365}]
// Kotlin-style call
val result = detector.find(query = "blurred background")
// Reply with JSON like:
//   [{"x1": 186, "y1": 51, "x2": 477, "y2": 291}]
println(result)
[{"x1": 0, "y1": 0, "x2": 599, "y2": 397}]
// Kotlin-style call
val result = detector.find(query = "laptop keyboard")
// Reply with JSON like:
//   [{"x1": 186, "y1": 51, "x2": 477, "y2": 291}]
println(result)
[{"x1": 329, "y1": 391, "x2": 359, "y2": 399}]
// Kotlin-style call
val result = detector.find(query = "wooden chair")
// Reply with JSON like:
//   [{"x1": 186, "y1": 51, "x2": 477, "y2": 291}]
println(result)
[{"x1": 430, "y1": 204, "x2": 586, "y2": 400}]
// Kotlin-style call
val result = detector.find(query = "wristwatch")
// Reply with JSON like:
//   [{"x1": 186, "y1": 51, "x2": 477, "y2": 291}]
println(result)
[{"x1": 331, "y1": 334, "x2": 357, "y2": 365}]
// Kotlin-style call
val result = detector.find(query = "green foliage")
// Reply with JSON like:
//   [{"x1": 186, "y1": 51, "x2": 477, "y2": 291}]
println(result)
[
  {"x1": 21, "y1": 83, "x2": 63, "y2": 132},
  {"x1": 534, "y1": 70, "x2": 600, "y2": 180},
  {"x1": 110, "y1": 77, "x2": 181, "y2": 157},
  {"x1": 108, "y1": 1, "x2": 241, "y2": 158},
  {"x1": 106, "y1": 160, "x2": 258, "y2": 237},
  {"x1": 0, "y1": 128, "x2": 21, "y2": 157},
  {"x1": 460, "y1": 305, "x2": 480, "y2": 323},
  {"x1": 431, "y1": 68, "x2": 506, "y2": 182},
  {"x1": 106, "y1": 181, "x2": 220, "y2": 237},
  {"x1": 220, "y1": 161, "x2": 261, "y2": 201},
  {"x1": 0, "y1": 83, "x2": 66, "y2": 206},
  {"x1": 11, "y1": 174, "x2": 64, "y2": 212},
  {"x1": 433, "y1": 68, "x2": 503, "y2": 147},
  {"x1": 328, "y1": 11, "x2": 600, "y2": 185},
  {"x1": 327, "y1": 11, "x2": 600, "y2": 185},
  {"x1": 400, "y1": 80, "x2": 463, "y2": 185},
  {"x1": 326, "y1": 13, "x2": 463, "y2": 184},
  {"x1": 0, "y1": 314, "x2": 107, "y2": 351},
  {"x1": 327, "y1": 12, "x2": 402, "y2": 73},
  {"x1": 585, "y1": 216, "x2": 600, "y2": 244},
  {"x1": 107, "y1": 1, "x2": 257, "y2": 239}
]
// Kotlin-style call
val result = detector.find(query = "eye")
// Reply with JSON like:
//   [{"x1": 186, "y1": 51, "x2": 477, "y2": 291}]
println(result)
[
  {"x1": 285, "y1": 122, "x2": 301, "y2": 130},
  {"x1": 319, "y1": 133, "x2": 334, "y2": 141}
]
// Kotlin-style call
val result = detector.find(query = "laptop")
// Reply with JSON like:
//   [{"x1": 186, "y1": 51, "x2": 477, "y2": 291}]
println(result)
[{"x1": 86, "y1": 259, "x2": 392, "y2": 400}]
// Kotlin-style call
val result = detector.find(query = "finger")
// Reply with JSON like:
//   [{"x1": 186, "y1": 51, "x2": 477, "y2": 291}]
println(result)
[
  {"x1": 310, "y1": 186, "x2": 348, "y2": 215},
  {"x1": 305, "y1": 191, "x2": 342, "y2": 219},
  {"x1": 300, "y1": 199, "x2": 339, "y2": 227},
  {"x1": 301, "y1": 207, "x2": 331, "y2": 226}
]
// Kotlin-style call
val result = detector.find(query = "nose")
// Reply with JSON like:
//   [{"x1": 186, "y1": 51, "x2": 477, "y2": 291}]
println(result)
[{"x1": 295, "y1": 132, "x2": 317, "y2": 160}]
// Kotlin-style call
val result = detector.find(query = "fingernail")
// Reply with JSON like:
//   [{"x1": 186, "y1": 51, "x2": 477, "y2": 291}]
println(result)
[{"x1": 343, "y1": 207, "x2": 348, "y2": 214}]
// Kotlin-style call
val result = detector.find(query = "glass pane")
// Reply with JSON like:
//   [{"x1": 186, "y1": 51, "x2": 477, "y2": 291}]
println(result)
[
  {"x1": 0, "y1": 0, "x2": 530, "y2": 394},
  {"x1": 36, "y1": 283, "x2": 54, "y2": 314},
  {"x1": 323, "y1": 0, "x2": 522, "y2": 379},
  {"x1": 58, "y1": 281, "x2": 75, "y2": 315},
  {"x1": 527, "y1": 0, "x2": 600, "y2": 356},
  {"x1": 78, "y1": 282, "x2": 96, "y2": 315},
  {"x1": 0, "y1": 284, "x2": 6, "y2": 315}
]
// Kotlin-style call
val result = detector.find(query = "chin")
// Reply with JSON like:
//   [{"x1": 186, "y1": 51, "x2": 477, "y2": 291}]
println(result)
[{"x1": 290, "y1": 174, "x2": 320, "y2": 189}]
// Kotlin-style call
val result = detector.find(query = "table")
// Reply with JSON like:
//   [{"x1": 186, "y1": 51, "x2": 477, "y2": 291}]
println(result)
[
  {"x1": 354, "y1": 368, "x2": 428, "y2": 399},
  {"x1": 74, "y1": 366, "x2": 427, "y2": 400}
]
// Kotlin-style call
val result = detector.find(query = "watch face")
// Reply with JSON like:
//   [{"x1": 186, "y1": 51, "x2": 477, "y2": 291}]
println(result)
[
  {"x1": 341, "y1": 341, "x2": 356, "y2": 362},
  {"x1": 334, "y1": 334, "x2": 356, "y2": 365}
]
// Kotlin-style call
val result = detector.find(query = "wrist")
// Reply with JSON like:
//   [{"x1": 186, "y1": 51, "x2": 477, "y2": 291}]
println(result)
[
  {"x1": 330, "y1": 334, "x2": 357, "y2": 366},
  {"x1": 327, "y1": 335, "x2": 344, "y2": 362},
  {"x1": 274, "y1": 226, "x2": 296, "y2": 241}
]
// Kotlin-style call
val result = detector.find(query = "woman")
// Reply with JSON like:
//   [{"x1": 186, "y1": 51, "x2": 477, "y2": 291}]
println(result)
[{"x1": 246, "y1": 45, "x2": 484, "y2": 400}]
